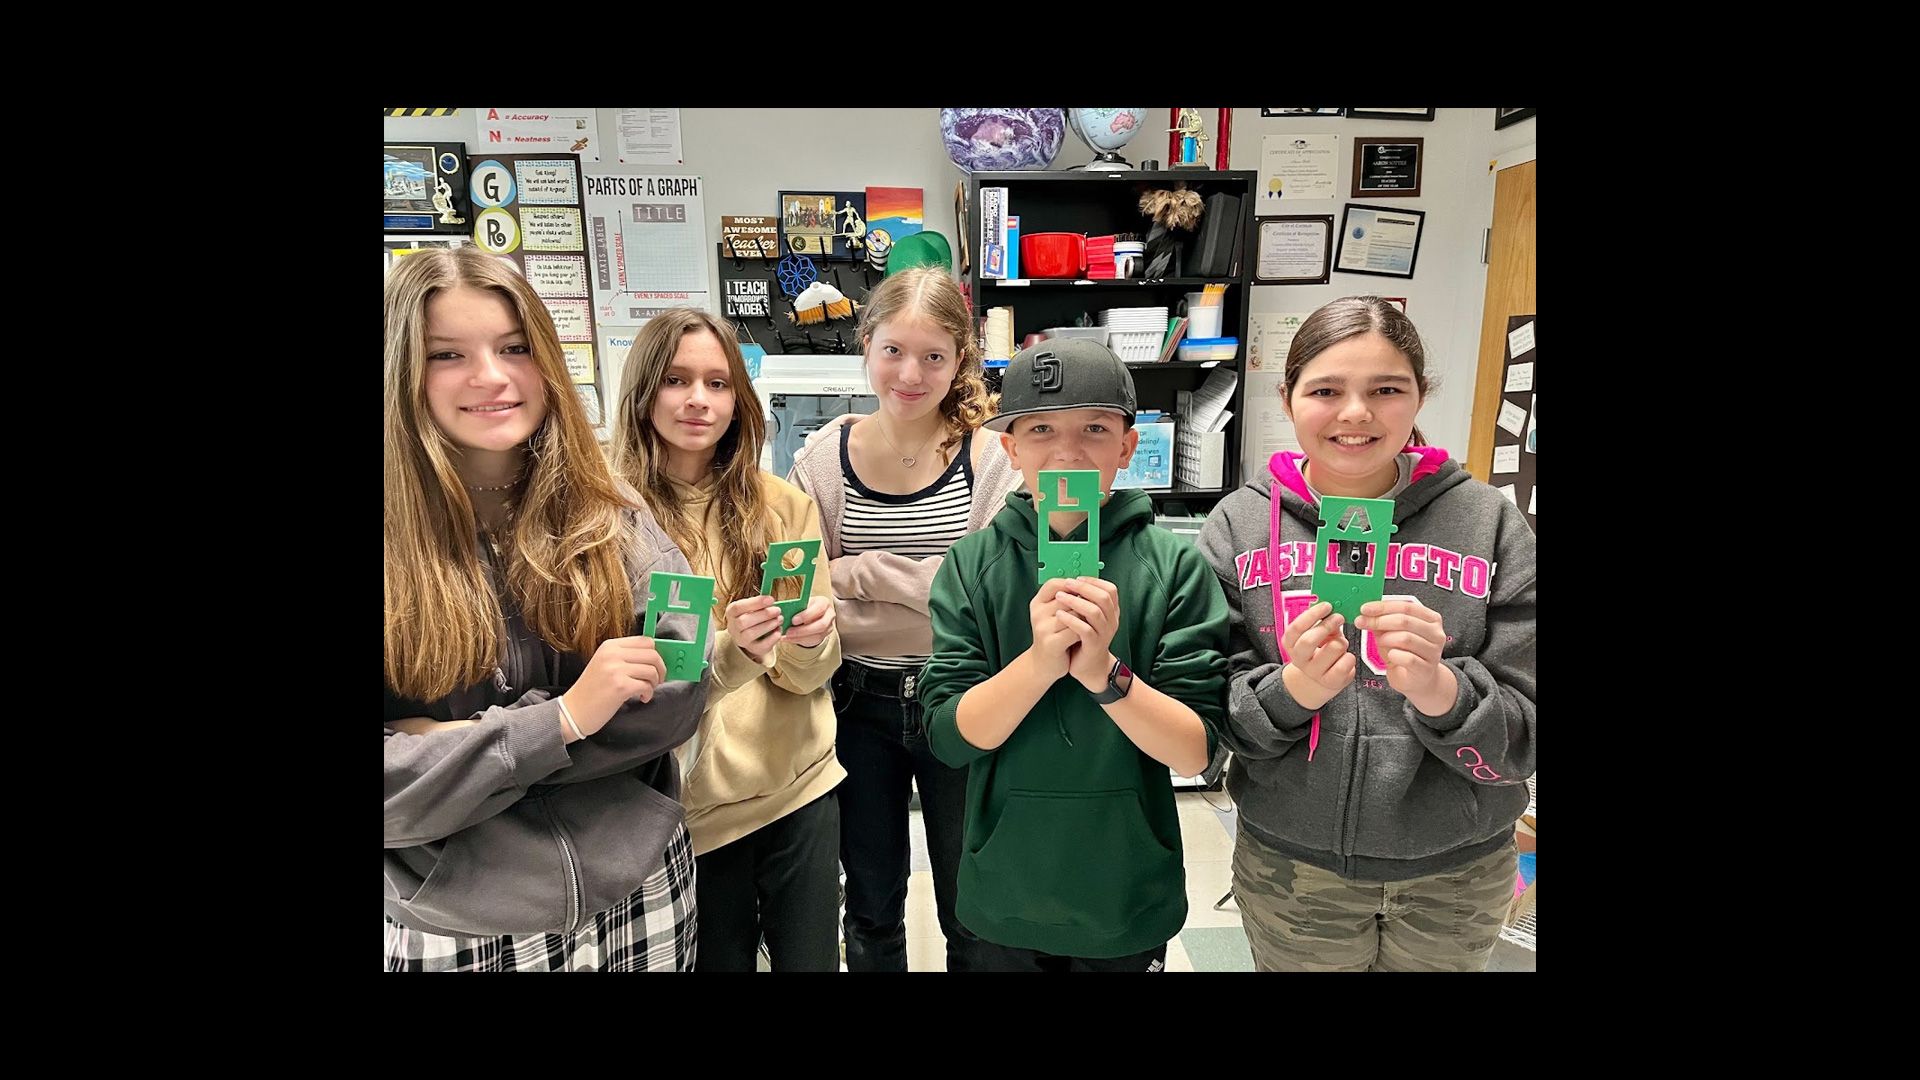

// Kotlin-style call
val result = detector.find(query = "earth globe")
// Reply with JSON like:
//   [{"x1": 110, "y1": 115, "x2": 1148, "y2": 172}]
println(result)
[{"x1": 1066, "y1": 108, "x2": 1149, "y2": 171}]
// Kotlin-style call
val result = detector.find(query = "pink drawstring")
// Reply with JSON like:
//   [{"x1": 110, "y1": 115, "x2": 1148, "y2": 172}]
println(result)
[{"x1": 1268, "y1": 471, "x2": 1320, "y2": 762}]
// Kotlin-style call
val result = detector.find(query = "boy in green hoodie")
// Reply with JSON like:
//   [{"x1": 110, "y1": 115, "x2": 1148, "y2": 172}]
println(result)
[{"x1": 919, "y1": 338, "x2": 1229, "y2": 971}]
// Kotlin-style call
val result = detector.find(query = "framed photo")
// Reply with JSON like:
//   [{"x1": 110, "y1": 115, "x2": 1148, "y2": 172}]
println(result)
[
  {"x1": 1345, "y1": 108, "x2": 1435, "y2": 121},
  {"x1": 1495, "y1": 108, "x2": 1536, "y2": 129},
  {"x1": 1335, "y1": 203, "x2": 1426, "y2": 279},
  {"x1": 1252, "y1": 215, "x2": 1334, "y2": 285},
  {"x1": 1261, "y1": 108, "x2": 1345, "y2": 117},
  {"x1": 778, "y1": 190, "x2": 865, "y2": 260},
  {"x1": 384, "y1": 142, "x2": 471, "y2": 234},
  {"x1": 778, "y1": 191, "x2": 837, "y2": 259},
  {"x1": 1352, "y1": 136, "x2": 1424, "y2": 198}
]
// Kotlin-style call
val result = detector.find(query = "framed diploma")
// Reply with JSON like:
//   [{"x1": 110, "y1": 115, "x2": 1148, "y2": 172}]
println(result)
[
  {"x1": 1352, "y1": 136, "x2": 1424, "y2": 198},
  {"x1": 1345, "y1": 108, "x2": 1435, "y2": 121},
  {"x1": 1252, "y1": 215, "x2": 1334, "y2": 285},
  {"x1": 1495, "y1": 108, "x2": 1536, "y2": 129},
  {"x1": 1335, "y1": 204, "x2": 1426, "y2": 279}
]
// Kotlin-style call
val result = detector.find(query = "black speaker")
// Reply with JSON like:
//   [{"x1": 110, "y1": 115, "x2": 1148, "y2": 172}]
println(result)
[{"x1": 1189, "y1": 192, "x2": 1242, "y2": 279}]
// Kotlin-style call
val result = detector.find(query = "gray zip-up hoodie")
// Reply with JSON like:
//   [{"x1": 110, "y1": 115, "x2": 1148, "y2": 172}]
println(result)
[
  {"x1": 1196, "y1": 448, "x2": 1535, "y2": 881},
  {"x1": 384, "y1": 503, "x2": 710, "y2": 938}
]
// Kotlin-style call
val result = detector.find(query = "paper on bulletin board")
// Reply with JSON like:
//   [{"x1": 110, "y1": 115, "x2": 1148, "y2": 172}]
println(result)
[
  {"x1": 1247, "y1": 312, "x2": 1310, "y2": 373},
  {"x1": 1524, "y1": 394, "x2": 1536, "y2": 453},
  {"x1": 547, "y1": 298, "x2": 593, "y2": 343},
  {"x1": 514, "y1": 159, "x2": 581, "y2": 205},
  {"x1": 576, "y1": 385, "x2": 603, "y2": 427},
  {"x1": 616, "y1": 109, "x2": 683, "y2": 166},
  {"x1": 1242, "y1": 371, "x2": 1300, "y2": 479},
  {"x1": 599, "y1": 325, "x2": 641, "y2": 407},
  {"x1": 1497, "y1": 400, "x2": 1527, "y2": 437},
  {"x1": 584, "y1": 172, "x2": 710, "y2": 323},
  {"x1": 524, "y1": 254, "x2": 590, "y2": 300},
  {"x1": 1508, "y1": 318, "x2": 1536, "y2": 359},
  {"x1": 522, "y1": 207, "x2": 585, "y2": 251},
  {"x1": 562, "y1": 342, "x2": 597, "y2": 386},
  {"x1": 476, "y1": 108, "x2": 599, "y2": 162}
]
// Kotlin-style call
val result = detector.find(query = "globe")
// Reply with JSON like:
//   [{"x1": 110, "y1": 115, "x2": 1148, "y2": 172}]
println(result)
[{"x1": 1067, "y1": 108, "x2": 1149, "y2": 171}]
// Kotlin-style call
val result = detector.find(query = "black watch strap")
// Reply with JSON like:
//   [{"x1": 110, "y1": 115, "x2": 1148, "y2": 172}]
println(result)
[{"x1": 1091, "y1": 658, "x2": 1133, "y2": 704}]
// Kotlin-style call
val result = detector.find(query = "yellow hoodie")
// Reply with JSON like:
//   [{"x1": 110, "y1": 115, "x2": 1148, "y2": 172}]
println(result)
[{"x1": 666, "y1": 471, "x2": 845, "y2": 856}]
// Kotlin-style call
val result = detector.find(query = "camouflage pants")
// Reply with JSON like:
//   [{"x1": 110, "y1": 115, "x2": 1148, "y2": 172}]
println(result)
[{"x1": 1232, "y1": 825, "x2": 1515, "y2": 972}]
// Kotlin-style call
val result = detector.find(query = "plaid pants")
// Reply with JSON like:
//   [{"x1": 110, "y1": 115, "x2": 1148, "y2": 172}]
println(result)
[{"x1": 385, "y1": 823, "x2": 697, "y2": 971}]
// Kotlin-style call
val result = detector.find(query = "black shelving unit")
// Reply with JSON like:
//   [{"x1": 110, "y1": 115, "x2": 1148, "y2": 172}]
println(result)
[
  {"x1": 1128, "y1": 360, "x2": 1240, "y2": 371},
  {"x1": 980, "y1": 277, "x2": 1227, "y2": 289},
  {"x1": 966, "y1": 170, "x2": 1256, "y2": 508}
]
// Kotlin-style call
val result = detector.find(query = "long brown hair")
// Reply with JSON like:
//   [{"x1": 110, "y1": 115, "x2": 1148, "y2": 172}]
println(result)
[
  {"x1": 856, "y1": 268, "x2": 995, "y2": 465},
  {"x1": 384, "y1": 247, "x2": 634, "y2": 701},
  {"x1": 609, "y1": 309, "x2": 773, "y2": 610},
  {"x1": 1283, "y1": 295, "x2": 1435, "y2": 447}
]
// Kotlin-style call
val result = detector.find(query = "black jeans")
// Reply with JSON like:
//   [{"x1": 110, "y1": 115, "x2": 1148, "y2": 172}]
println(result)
[
  {"x1": 694, "y1": 789, "x2": 842, "y2": 972},
  {"x1": 833, "y1": 662, "x2": 978, "y2": 972},
  {"x1": 971, "y1": 938, "x2": 1170, "y2": 972}
]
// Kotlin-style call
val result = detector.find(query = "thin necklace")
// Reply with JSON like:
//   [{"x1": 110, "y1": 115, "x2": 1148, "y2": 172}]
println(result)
[{"x1": 874, "y1": 417, "x2": 938, "y2": 468}]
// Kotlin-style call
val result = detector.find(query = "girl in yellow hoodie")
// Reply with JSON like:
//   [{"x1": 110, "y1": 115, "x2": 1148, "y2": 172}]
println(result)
[{"x1": 610, "y1": 309, "x2": 845, "y2": 971}]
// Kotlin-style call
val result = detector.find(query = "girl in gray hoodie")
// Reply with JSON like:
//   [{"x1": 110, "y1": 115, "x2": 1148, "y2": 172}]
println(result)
[
  {"x1": 383, "y1": 248, "x2": 709, "y2": 971},
  {"x1": 1197, "y1": 297, "x2": 1535, "y2": 972}
]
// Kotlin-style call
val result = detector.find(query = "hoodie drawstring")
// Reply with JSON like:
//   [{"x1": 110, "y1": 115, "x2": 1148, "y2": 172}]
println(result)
[{"x1": 1269, "y1": 472, "x2": 1320, "y2": 762}]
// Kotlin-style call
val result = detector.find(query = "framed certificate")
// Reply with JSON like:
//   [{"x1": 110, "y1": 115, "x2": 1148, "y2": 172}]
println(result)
[
  {"x1": 1495, "y1": 108, "x2": 1536, "y2": 129},
  {"x1": 1352, "y1": 136, "x2": 1424, "y2": 198},
  {"x1": 1252, "y1": 215, "x2": 1334, "y2": 285},
  {"x1": 1335, "y1": 204, "x2": 1426, "y2": 279},
  {"x1": 1345, "y1": 108, "x2": 1435, "y2": 121}
]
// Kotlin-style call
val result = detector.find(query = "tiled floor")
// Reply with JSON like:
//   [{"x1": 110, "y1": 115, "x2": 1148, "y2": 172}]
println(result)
[{"x1": 891, "y1": 789, "x2": 1535, "y2": 972}]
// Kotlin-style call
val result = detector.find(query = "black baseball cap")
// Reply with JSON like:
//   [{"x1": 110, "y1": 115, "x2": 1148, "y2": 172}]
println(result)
[{"x1": 983, "y1": 338, "x2": 1137, "y2": 433}]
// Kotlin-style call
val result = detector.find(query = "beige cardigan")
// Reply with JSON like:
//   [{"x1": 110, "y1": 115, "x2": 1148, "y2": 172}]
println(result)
[{"x1": 666, "y1": 471, "x2": 845, "y2": 856}]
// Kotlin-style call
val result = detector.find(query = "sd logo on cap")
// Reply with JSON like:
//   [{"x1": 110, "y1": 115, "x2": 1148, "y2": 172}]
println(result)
[{"x1": 984, "y1": 337, "x2": 1138, "y2": 432}]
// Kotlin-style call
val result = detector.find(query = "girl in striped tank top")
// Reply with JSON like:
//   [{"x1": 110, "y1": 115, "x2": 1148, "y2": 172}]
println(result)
[{"x1": 790, "y1": 269, "x2": 1023, "y2": 971}]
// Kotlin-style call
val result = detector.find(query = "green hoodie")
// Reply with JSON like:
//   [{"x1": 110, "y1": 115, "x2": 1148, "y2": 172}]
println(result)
[{"x1": 921, "y1": 488, "x2": 1229, "y2": 958}]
